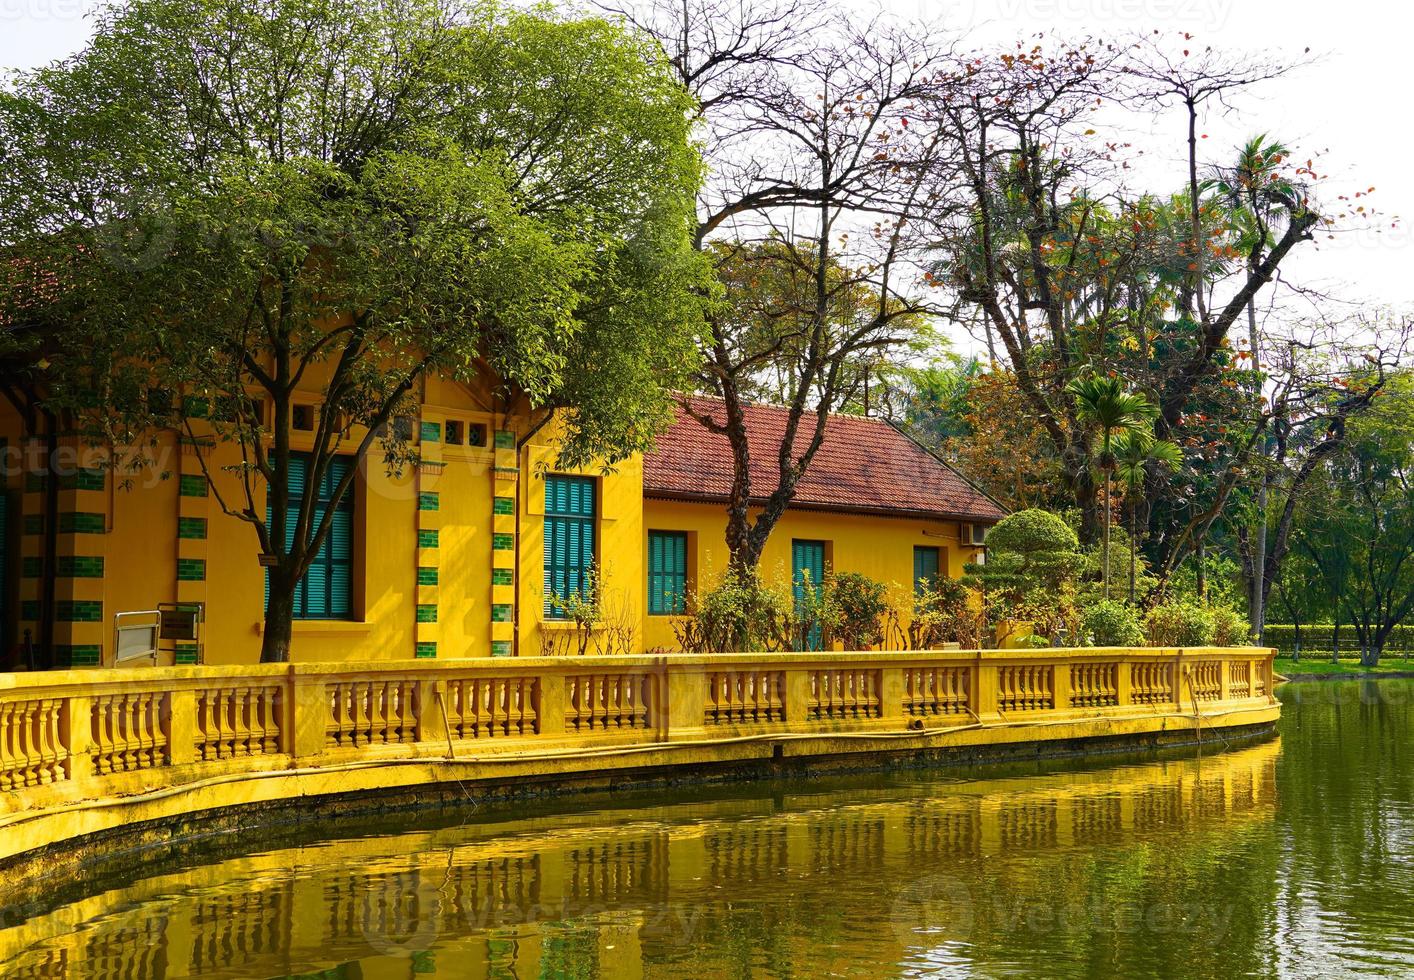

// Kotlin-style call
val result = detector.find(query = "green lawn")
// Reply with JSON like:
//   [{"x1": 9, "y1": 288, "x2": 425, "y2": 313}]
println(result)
[{"x1": 1275, "y1": 656, "x2": 1414, "y2": 677}]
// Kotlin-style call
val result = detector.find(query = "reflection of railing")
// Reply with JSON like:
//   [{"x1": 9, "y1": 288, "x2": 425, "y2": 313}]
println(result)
[
  {"x1": 0, "y1": 647, "x2": 1278, "y2": 869},
  {"x1": 0, "y1": 738, "x2": 1283, "y2": 980}
]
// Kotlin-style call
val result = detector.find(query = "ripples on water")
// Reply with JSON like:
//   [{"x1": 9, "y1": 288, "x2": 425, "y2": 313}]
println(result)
[{"x1": 2, "y1": 679, "x2": 1414, "y2": 978}]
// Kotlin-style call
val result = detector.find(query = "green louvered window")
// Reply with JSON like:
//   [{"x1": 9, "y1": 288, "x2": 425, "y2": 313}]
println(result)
[
  {"x1": 792, "y1": 539, "x2": 827, "y2": 651},
  {"x1": 648, "y1": 531, "x2": 688, "y2": 615},
  {"x1": 544, "y1": 475, "x2": 595, "y2": 619},
  {"x1": 914, "y1": 546, "x2": 942, "y2": 596},
  {"x1": 265, "y1": 453, "x2": 355, "y2": 619}
]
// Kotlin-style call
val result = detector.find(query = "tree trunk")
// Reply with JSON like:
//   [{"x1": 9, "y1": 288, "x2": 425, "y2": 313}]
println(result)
[
  {"x1": 1129, "y1": 500, "x2": 1138, "y2": 604},
  {"x1": 261, "y1": 569, "x2": 295, "y2": 664},
  {"x1": 1247, "y1": 266, "x2": 1268, "y2": 643},
  {"x1": 1102, "y1": 473, "x2": 1112, "y2": 599}
]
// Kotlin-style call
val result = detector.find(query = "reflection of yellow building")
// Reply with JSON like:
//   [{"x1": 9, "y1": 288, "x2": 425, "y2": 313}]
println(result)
[
  {"x1": 0, "y1": 385, "x2": 1002, "y2": 667},
  {"x1": 0, "y1": 739, "x2": 1280, "y2": 978}
]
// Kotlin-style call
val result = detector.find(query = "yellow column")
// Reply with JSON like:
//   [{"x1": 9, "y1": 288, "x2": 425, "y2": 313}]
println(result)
[
  {"x1": 491, "y1": 429, "x2": 518, "y2": 657},
  {"x1": 415, "y1": 413, "x2": 445, "y2": 659},
  {"x1": 174, "y1": 438, "x2": 211, "y2": 665},
  {"x1": 51, "y1": 445, "x2": 109, "y2": 668},
  {"x1": 16, "y1": 436, "x2": 45, "y2": 662}
]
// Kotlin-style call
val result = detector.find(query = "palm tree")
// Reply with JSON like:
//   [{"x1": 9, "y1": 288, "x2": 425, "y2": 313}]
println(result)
[
  {"x1": 1114, "y1": 430, "x2": 1183, "y2": 602},
  {"x1": 1066, "y1": 375, "x2": 1158, "y2": 598}
]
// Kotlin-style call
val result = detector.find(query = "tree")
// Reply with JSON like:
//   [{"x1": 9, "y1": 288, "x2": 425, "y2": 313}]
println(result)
[
  {"x1": 0, "y1": 0, "x2": 704, "y2": 662},
  {"x1": 1113, "y1": 430, "x2": 1183, "y2": 603},
  {"x1": 1067, "y1": 376, "x2": 1157, "y2": 598},
  {"x1": 611, "y1": 0, "x2": 950, "y2": 571},
  {"x1": 1207, "y1": 134, "x2": 1293, "y2": 639},
  {"x1": 924, "y1": 37, "x2": 1320, "y2": 545}
]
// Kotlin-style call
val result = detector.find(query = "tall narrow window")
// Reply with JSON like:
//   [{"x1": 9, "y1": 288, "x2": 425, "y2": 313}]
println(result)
[
  {"x1": 792, "y1": 539, "x2": 827, "y2": 651},
  {"x1": 265, "y1": 453, "x2": 355, "y2": 619},
  {"x1": 914, "y1": 546, "x2": 942, "y2": 596},
  {"x1": 544, "y1": 475, "x2": 595, "y2": 618},
  {"x1": 648, "y1": 531, "x2": 688, "y2": 615}
]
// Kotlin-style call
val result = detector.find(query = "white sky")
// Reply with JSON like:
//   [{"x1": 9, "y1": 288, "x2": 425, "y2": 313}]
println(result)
[{"x1": 2, "y1": 0, "x2": 1407, "y2": 320}]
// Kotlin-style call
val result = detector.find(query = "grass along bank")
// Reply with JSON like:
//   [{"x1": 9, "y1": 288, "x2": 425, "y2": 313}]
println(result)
[{"x1": 1275, "y1": 656, "x2": 1414, "y2": 678}]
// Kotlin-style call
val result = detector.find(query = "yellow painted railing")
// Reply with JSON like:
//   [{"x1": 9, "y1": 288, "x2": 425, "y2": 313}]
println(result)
[{"x1": 0, "y1": 646, "x2": 1278, "y2": 868}]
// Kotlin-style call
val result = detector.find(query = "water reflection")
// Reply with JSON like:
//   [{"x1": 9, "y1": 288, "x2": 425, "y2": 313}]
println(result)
[{"x1": 0, "y1": 736, "x2": 1287, "y2": 979}]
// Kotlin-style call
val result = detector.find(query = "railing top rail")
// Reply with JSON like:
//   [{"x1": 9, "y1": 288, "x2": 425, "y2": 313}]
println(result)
[{"x1": 0, "y1": 645, "x2": 1275, "y2": 694}]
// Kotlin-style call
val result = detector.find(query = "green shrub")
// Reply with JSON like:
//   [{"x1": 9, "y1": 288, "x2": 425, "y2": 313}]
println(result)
[
  {"x1": 1083, "y1": 599, "x2": 1145, "y2": 647},
  {"x1": 1145, "y1": 600, "x2": 1216, "y2": 647},
  {"x1": 674, "y1": 567, "x2": 793, "y2": 653},
  {"x1": 1211, "y1": 606, "x2": 1250, "y2": 646},
  {"x1": 831, "y1": 571, "x2": 889, "y2": 649}
]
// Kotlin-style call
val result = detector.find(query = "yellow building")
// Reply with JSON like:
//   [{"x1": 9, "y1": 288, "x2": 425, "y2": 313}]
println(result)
[
  {"x1": 0, "y1": 386, "x2": 1002, "y2": 667},
  {"x1": 640, "y1": 398, "x2": 1005, "y2": 650}
]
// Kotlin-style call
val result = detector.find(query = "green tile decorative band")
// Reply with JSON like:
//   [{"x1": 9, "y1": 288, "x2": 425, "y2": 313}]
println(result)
[
  {"x1": 59, "y1": 512, "x2": 105, "y2": 534},
  {"x1": 492, "y1": 568, "x2": 513, "y2": 586},
  {"x1": 494, "y1": 430, "x2": 515, "y2": 450},
  {"x1": 24, "y1": 472, "x2": 45, "y2": 492},
  {"x1": 177, "y1": 516, "x2": 208, "y2": 539},
  {"x1": 55, "y1": 600, "x2": 102, "y2": 622},
  {"x1": 23, "y1": 514, "x2": 42, "y2": 535},
  {"x1": 490, "y1": 640, "x2": 512, "y2": 657},
  {"x1": 179, "y1": 474, "x2": 208, "y2": 497},
  {"x1": 491, "y1": 603, "x2": 513, "y2": 623},
  {"x1": 21, "y1": 600, "x2": 39, "y2": 621},
  {"x1": 417, "y1": 529, "x2": 439, "y2": 548},
  {"x1": 56, "y1": 555, "x2": 104, "y2": 578},
  {"x1": 22, "y1": 557, "x2": 42, "y2": 578},
  {"x1": 418, "y1": 492, "x2": 439, "y2": 511},
  {"x1": 177, "y1": 558, "x2": 207, "y2": 581},
  {"x1": 60, "y1": 468, "x2": 105, "y2": 492},
  {"x1": 55, "y1": 644, "x2": 102, "y2": 667},
  {"x1": 417, "y1": 566, "x2": 439, "y2": 586},
  {"x1": 416, "y1": 604, "x2": 437, "y2": 623},
  {"x1": 493, "y1": 496, "x2": 515, "y2": 515},
  {"x1": 415, "y1": 642, "x2": 437, "y2": 659},
  {"x1": 493, "y1": 466, "x2": 519, "y2": 475},
  {"x1": 492, "y1": 533, "x2": 514, "y2": 551},
  {"x1": 420, "y1": 421, "x2": 441, "y2": 442},
  {"x1": 174, "y1": 643, "x2": 199, "y2": 665}
]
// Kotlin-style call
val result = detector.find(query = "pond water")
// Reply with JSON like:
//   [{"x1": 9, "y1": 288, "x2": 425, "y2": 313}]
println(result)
[{"x1": 2, "y1": 680, "x2": 1412, "y2": 979}]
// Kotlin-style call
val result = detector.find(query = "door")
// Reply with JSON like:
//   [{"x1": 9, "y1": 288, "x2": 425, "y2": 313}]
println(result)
[{"x1": 792, "y1": 539, "x2": 827, "y2": 651}]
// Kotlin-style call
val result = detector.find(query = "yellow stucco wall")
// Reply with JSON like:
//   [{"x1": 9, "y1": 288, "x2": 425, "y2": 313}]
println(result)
[
  {"x1": 641, "y1": 498, "x2": 986, "y2": 652},
  {"x1": 0, "y1": 370, "x2": 650, "y2": 665},
  {"x1": 1, "y1": 385, "x2": 985, "y2": 666}
]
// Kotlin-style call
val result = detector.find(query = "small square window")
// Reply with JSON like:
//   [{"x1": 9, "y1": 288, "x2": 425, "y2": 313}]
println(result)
[
  {"x1": 467, "y1": 423, "x2": 488, "y2": 447},
  {"x1": 292, "y1": 404, "x2": 314, "y2": 431},
  {"x1": 393, "y1": 417, "x2": 414, "y2": 442},
  {"x1": 444, "y1": 420, "x2": 463, "y2": 445}
]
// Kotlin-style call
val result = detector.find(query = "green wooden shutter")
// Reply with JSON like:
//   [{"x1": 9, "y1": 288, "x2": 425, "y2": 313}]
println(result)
[
  {"x1": 792, "y1": 539, "x2": 827, "y2": 651},
  {"x1": 265, "y1": 453, "x2": 354, "y2": 619},
  {"x1": 648, "y1": 531, "x2": 687, "y2": 615},
  {"x1": 544, "y1": 475, "x2": 595, "y2": 618},
  {"x1": 913, "y1": 546, "x2": 941, "y2": 596}
]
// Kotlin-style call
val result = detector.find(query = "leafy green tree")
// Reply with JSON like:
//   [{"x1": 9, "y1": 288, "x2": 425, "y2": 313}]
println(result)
[
  {"x1": 1067, "y1": 376, "x2": 1158, "y2": 598},
  {"x1": 0, "y1": 0, "x2": 704, "y2": 662}
]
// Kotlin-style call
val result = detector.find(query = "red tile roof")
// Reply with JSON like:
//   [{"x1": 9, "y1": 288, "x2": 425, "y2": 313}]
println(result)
[{"x1": 644, "y1": 396, "x2": 1007, "y2": 523}]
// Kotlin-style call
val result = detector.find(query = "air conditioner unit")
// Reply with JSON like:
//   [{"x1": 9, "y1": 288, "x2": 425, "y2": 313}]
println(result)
[{"x1": 963, "y1": 523, "x2": 988, "y2": 546}]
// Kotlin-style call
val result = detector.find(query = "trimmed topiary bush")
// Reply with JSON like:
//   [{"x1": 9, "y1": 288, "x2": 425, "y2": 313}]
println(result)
[
  {"x1": 1145, "y1": 600, "x2": 1216, "y2": 647},
  {"x1": 1082, "y1": 599, "x2": 1145, "y2": 647}
]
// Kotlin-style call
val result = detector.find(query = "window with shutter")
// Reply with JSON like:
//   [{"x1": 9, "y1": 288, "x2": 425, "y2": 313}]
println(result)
[
  {"x1": 647, "y1": 531, "x2": 688, "y2": 615},
  {"x1": 792, "y1": 539, "x2": 827, "y2": 651},
  {"x1": 265, "y1": 453, "x2": 355, "y2": 619},
  {"x1": 913, "y1": 546, "x2": 942, "y2": 596},
  {"x1": 544, "y1": 475, "x2": 595, "y2": 619}
]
